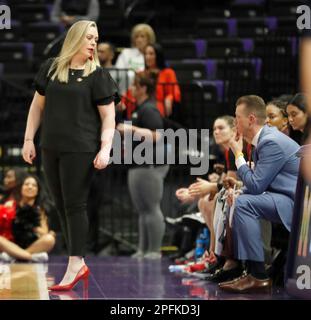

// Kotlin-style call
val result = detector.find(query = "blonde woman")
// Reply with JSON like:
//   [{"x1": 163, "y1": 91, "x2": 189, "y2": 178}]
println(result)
[
  {"x1": 22, "y1": 20, "x2": 119, "y2": 291},
  {"x1": 116, "y1": 23, "x2": 156, "y2": 94}
]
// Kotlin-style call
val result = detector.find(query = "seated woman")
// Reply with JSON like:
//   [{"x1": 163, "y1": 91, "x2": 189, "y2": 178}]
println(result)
[
  {"x1": 0, "y1": 174, "x2": 56, "y2": 262},
  {"x1": 265, "y1": 99, "x2": 290, "y2": 134},
  {"x1": 286, "y1": 93, "x2": 310, "y2": 145},
  {"x1": 122, "y1": 43, "x2": 181, "y2": 119},
  {"x1": 175, "y1": 116, "x2": 248, "y2": 279}
]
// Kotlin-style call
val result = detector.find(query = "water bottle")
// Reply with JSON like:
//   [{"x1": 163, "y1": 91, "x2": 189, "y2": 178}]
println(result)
[
  {"x1": 195, "y1": 235, "x2": 205, "y2": 260},
  {"x1": 203, "y1": 228, "x2": 210, "y2": 250},
  {"x1": 195, "y1": 228, "x2": 210, "y2": 260},
  {"x1": 169, "y1": 265, "x2": 186, "y2": 273}
]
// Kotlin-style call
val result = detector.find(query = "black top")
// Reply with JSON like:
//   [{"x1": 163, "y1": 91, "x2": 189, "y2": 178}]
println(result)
[
  {"x1": 131, "y1": 98, "x2": 163, "y2": 131},
  {"x1": 129, "y1": 98, "x2": 166, "y2": 166},
  {"x1": 34, "y1": 58, "x2": 120, "y2": 152}
]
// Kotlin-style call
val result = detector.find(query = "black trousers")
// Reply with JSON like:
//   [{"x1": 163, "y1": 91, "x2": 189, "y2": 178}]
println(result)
[{"x1": 42, "y1": 148, "x2": 96, "y2": 256}]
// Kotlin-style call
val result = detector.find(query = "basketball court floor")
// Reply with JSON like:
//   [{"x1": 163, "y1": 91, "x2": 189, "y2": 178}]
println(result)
[{"x1": 0, "y1": 256, "x2": 293, "y2": 300}]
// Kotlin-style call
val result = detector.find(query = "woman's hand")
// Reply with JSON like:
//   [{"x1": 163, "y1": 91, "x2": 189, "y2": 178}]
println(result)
[
  {"x1": 116, "y1": 123, "x2": 134, "y2": 134},
  {"x1": 223, "y1": 176, "x2": 238, "y2": 189},
  {"x1": 176, "y1": 188, "x2": 195, "y2": 204},
  {"x1": 22, "y1": 140, "x2": 36, "y2": 165},
  {"x1": 93, "y1": 147, "x2": 110, "y2": 170},
  {"x1": 188, "y1": 178, "x2": 217, "y2": 198}
]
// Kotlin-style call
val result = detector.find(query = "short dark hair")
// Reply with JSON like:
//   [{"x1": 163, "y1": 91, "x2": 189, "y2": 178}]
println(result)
[
  {"x1": 267, "y1": 99, "x2": 288, "y2": 118},
  {"x1": 236, "y1": 95, "x2": 266, "y2": 124},
  {"x1": 98, "y1": 42, "x2": 115, "y2": 55},
  {"x1": 134, "y1": 71, "x2": 157, "y2": 97}
]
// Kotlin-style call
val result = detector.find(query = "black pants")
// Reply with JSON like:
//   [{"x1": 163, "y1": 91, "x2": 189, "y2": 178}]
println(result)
[{"x1": 42, "y1": 148, "x2": 96, "y2": 256}]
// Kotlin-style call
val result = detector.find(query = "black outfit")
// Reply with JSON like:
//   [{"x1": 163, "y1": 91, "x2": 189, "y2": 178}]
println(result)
[
  {"x1": 129, "y1": 98, "x2": 167, "y2": 166},
  {"x1": 12, "y1": 205, "x2": 41, "y2": 249},
  {"x1": 34, "y1": 58, "x2": 119, "y2": 256}
]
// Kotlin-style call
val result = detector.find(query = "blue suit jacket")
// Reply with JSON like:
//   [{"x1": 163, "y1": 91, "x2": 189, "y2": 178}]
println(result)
[{"x1": 238, "y1": 125, "x2": 300, "y2": 231}]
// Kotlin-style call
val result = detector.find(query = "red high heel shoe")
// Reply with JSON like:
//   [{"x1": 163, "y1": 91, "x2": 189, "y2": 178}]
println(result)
[{"x1": 48, "y1": 265, "x2": 90, "y2": 291}]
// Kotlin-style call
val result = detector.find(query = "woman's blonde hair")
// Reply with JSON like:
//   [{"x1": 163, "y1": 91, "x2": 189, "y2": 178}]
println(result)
[
  {"x1": 131, "y1": 23, "x2": 156, "y2": 47},
  {"x1": 49, "y1": 20, "x2": 100, "y2": 83}
]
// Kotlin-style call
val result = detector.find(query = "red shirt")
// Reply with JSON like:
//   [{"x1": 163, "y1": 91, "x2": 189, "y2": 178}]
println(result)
[
  {"x1": 0, "y1": 200, "x2": 17, "y2": 241},
  {"x1": 122, "y1": 68, "x2": 181, "y2": 118}
]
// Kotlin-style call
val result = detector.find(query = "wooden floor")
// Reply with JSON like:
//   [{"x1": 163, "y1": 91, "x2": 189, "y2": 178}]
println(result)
[{"x1": 0, "y1": 263, "x2": 49, "y2": 300}]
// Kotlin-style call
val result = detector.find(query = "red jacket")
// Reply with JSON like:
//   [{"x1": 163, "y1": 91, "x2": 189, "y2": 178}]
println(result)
[
  {"x1": 0, "y1": 200, "x2": 17, "y2": 241},
  {"x1": 122, "y1": 68, "x2": 181, "y2": 118}
]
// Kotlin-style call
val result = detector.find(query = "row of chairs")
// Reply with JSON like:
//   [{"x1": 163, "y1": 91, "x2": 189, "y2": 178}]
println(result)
[
  {"x1": 161, "y1": 37, "x2": 297, "y2": 60},
  {"x1": 0, "y1": 35, "x2": 297, "y2": 70},
  {"x1": 168, "y1": 58, "x2": 262, "y2": 83},
  {"x1": 0, "y1": 15, "x2": 299, "y2": 45}
]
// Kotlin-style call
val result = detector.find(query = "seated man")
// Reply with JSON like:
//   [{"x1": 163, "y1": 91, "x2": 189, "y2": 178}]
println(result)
[{"x1": 220, "y1": 95, "x2": 300, "y2": 293}]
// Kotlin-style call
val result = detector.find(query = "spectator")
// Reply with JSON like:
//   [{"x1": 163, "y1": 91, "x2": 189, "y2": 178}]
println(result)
[
  {"x1": 286, "y1": 93, "x2": 309, "y2": 144},
  {"x1": 0, "y1": 174, "x2": 56, "y2": 262},
  {"x1": 98, "y1": 42, "x2": 115, "y2": 68},
  {"x1": 265, "y1": 99, "x2": 289, "y2": 134},
  {"x1": 123, "y1": 43, "x2": 181, "y2": 119},
  {"x1": 97, "y1": 42, "x2": 118, "y2": 82},
  {"x1": 116, "y1": 23, "x2": 156, "y2": 94}
]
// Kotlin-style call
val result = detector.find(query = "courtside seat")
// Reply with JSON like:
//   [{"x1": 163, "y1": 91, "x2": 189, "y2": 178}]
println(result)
[
  {"x1": 0, "y1": 42, "x2": 33, "y2": 62},
  {"x1": 15, "y1": 3, "x2": 51, "y2": 23},
  {"x1": 275, "y1": 17, "x2": 300, "y2": 36},
  {"x1": 226, "y1": 3, "x2": 265, "y2": 18},
  {"x1": 205, "y1": 38, "x2": 244, "y2": 58},
  {"x1": 253, "y1": 37, "x2": 296, "y2": 58},
  {"x1": 167, "y1": 60, "x2": 207, "y2": 82},
  {"x1": 194, "y1": 80, "x2": 224, "y2": 104},
  {"x1": 26, "y1": 22, "x2": 65, "y2": 42},
  {"x1": 197, "y1": 18, "x2": 229, "y2": 38},
  {"x1": 236, "y1": 17, "x2": 274, "y2": 37},
  {"x1": 0, "y1": 42, "x2": 33, "y2": 73},
  {"x1": 162, "y1": 39, "x2": 200, "y2": 60},
  {"x1": 268, "y1": 0, "x2": 304, "y2": 17},
  {"x1": 0, "y1": 21, "x2": 23, "y2": 42}
]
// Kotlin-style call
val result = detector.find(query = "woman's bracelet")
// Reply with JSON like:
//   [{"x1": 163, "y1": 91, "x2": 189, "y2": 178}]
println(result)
[
  {"x1": 24, "y1": 138, "x2": 33, "y2": 142},
  {"x1": 235, "y1": 151, "x2": 244, "y2": 159}
]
